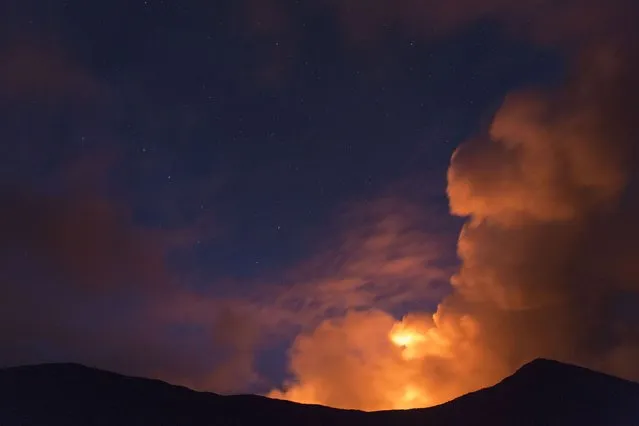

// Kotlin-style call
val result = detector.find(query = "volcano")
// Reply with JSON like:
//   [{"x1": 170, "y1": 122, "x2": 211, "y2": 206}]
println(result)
[{"x1": 1, "y1": 358, "x2": 638, "y2": 425}]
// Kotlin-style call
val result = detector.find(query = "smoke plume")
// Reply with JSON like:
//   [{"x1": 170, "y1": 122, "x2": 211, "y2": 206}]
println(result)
[{"x1": 269, "y1": 0, "x2": 639, "y2": 410}]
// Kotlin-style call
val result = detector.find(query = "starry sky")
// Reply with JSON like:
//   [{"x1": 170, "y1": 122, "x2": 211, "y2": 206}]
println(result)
[{"x1": 2, "y1": 0, "x2": 638, "y2": 402}]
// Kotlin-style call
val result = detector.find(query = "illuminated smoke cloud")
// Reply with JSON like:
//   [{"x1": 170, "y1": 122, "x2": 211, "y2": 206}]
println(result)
[{"x1": 270, "y1": 0, "x2": 639, "y2": 410}]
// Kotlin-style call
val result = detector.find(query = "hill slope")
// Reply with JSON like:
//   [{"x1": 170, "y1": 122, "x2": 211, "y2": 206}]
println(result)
[{"x1": 1, "y1": 358, "x2": 638, "y2": 425}]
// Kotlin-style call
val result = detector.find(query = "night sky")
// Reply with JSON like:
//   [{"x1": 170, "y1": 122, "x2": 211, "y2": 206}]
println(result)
[{"x1": 2, "y1": 0, "x2": 638, "y2": 409}]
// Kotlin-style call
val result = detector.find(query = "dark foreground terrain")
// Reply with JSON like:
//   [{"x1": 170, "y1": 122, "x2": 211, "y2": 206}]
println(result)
[{"x1": 1, "y1": 358, "x2": 638, "y2": 425}]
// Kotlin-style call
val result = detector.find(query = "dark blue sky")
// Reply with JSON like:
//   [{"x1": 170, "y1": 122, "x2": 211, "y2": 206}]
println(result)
[
  {"x1": 0, "y1": 0, "x2": 570, "y2": 395},
  {"x1": 21, "y1": 1, "x2": 561, "y2": 278}
]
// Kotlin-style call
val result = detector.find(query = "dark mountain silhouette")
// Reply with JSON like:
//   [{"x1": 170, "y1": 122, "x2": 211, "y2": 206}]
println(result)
[{"x1": 1, "y1": 358, "x2": 638, "y2": 425}]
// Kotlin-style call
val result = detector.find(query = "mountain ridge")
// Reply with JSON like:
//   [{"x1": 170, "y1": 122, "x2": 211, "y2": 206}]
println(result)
[{"x1": 2, "y1": 358, "x2": 638, "y2": 425}]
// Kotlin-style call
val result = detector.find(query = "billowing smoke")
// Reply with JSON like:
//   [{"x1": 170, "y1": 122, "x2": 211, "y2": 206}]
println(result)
[
  {"x1": 446, "y1": 41, "x2": 639, "y2": 375},
  {"x1": 269, "y1": 1, "x2": 639, "y2": 410},
  {"x1": 3, "y1": 0, "x2": 638, "y2": 409},
  {"x1": 268, "y1": 309, "x2": 503, "y2": 410}
]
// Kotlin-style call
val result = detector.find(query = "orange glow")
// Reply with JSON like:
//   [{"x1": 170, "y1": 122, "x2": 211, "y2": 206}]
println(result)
[
  {"x1": 266, "y1": 30, "x2": 639, "y2": 411},
  {"x1": 267, "y1": 309, "x2": 494, "y2": 411},
  {"x1": 399, "y1": 385, "x2": 431, "y2": 408},
  {"x1": 389, "y1": 324, "x2": 426, "y2": 348}
]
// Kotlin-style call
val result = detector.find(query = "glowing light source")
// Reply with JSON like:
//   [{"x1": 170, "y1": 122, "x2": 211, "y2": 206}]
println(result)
[
  {"x1": 389, "y1": 327, "x2": 426, "y2": 347},
  {"x1": 268, "y1": 310, "x2": 483, "y2": 411}
]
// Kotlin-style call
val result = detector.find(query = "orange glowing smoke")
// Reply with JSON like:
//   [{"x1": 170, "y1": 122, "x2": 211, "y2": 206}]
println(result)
[
  {"x1": 268, "y1": 17, "x2": 639, "y2": 409},
  {"x1": 267, "y1": 308, "x2": 495, "y2": 411}
]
